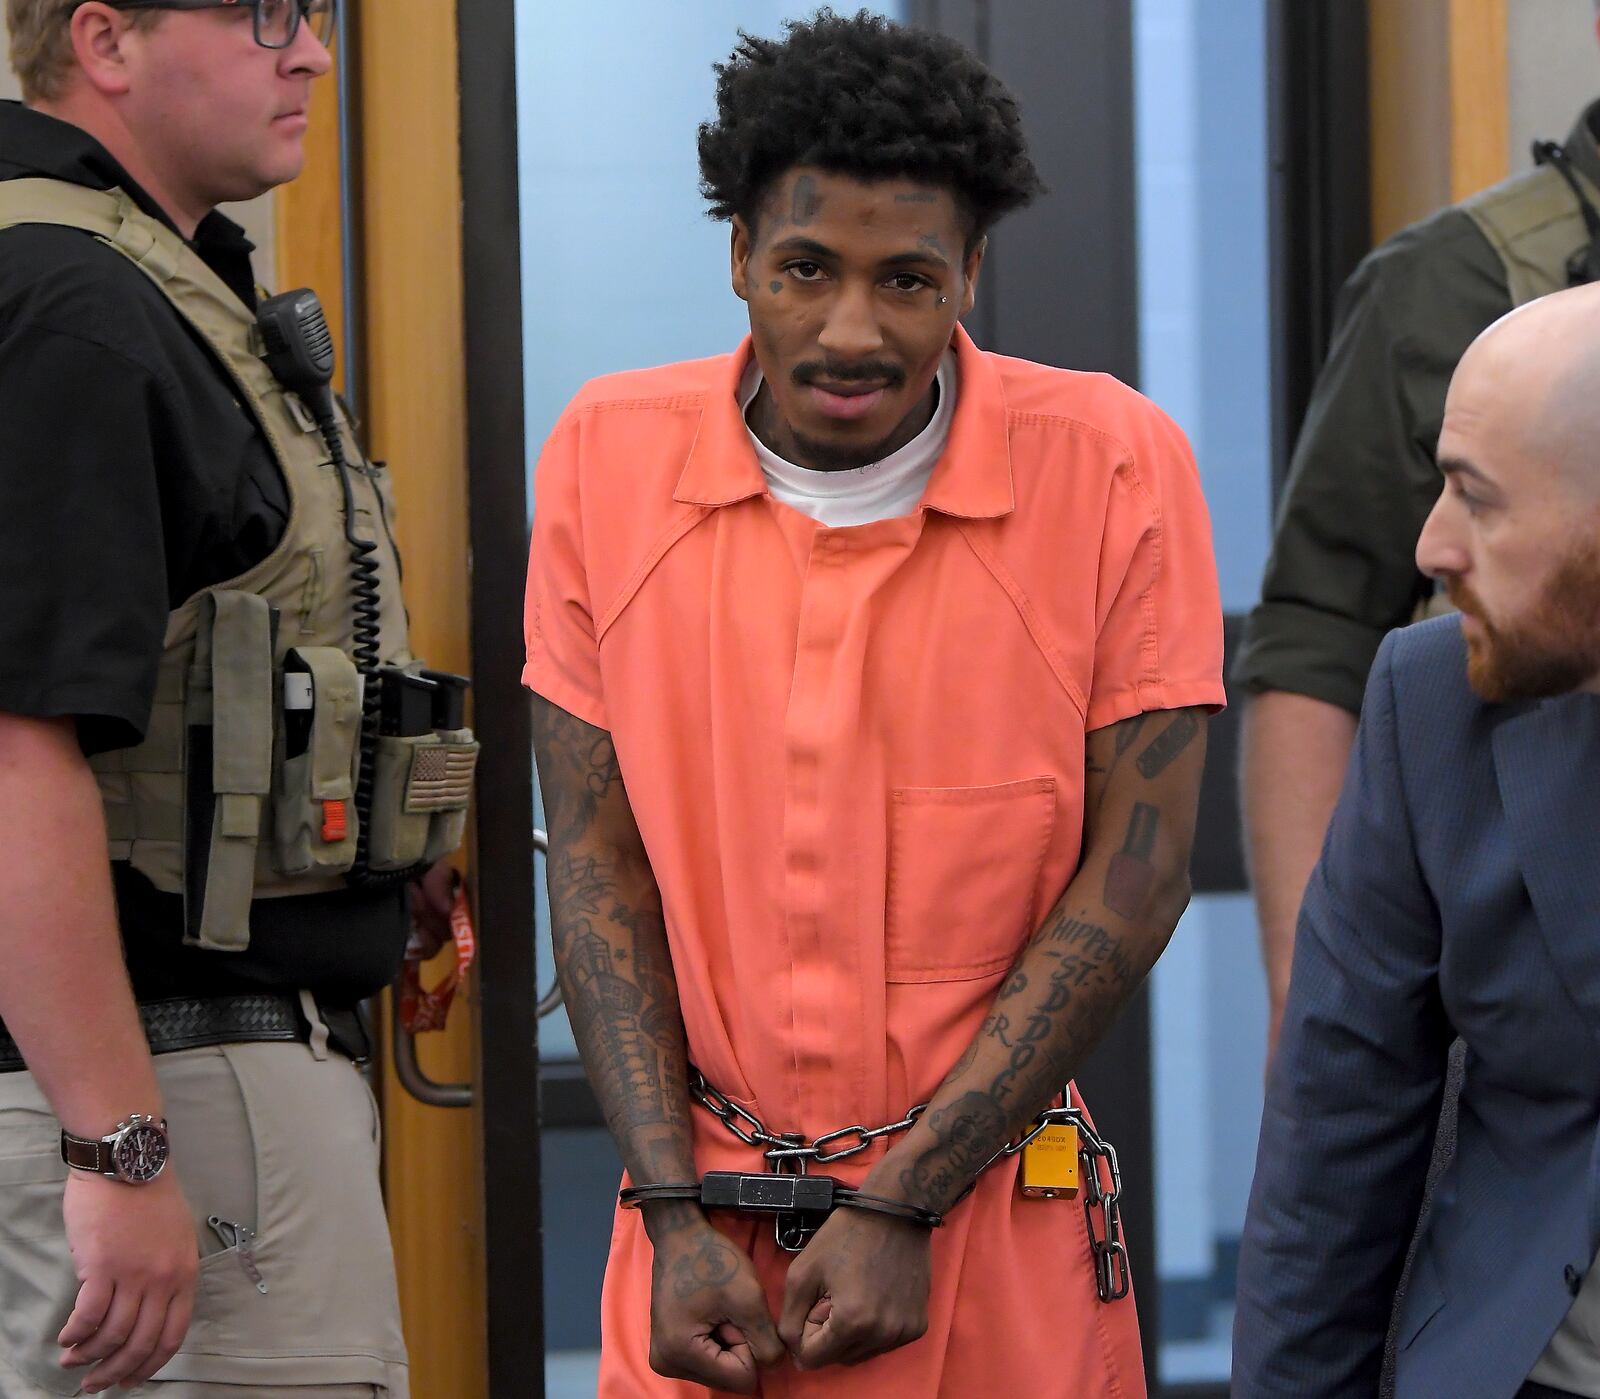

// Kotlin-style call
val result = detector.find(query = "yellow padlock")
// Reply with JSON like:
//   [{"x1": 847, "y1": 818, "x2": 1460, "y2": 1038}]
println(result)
[{"x1": 1020, "y1": 1123, "x2": 1080, "y2": 1198}]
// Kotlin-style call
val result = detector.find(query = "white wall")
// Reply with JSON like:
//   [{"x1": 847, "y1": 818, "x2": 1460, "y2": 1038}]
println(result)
[
  {"x1": 1508, "y1": 0, "x2": 1600, "y2": 172},
  {"x1": 1, "y1": 19, "x2": 276, "y2": 278}
]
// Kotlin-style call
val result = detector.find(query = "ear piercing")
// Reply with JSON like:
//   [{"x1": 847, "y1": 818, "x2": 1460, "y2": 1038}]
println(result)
[{"x1": 938, "y1": 295, "x2": 949, "y2": 305}]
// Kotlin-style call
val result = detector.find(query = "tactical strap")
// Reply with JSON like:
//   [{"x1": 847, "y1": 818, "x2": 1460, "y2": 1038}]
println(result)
[
  {"x1": 192, "y1": 591, "x2": 275, "y2": 951},
  {"x1": 298, "y1": 647, "x2": 361, "y2": 802},
  {"x1": 0, "y1": 180, "x2": 296, "y2": 467},
  {"x1": 1460, "y1": 156, "x2": 1600, "y2": 305},
  {"x1": 0, "y1": 178, "x2": 177, "y2": 277}
]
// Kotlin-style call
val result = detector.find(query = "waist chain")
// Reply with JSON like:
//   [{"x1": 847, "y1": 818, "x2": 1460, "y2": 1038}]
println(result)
[{"x1": 620, "y1": 1065, "x2": 1129, "y2": 1303}]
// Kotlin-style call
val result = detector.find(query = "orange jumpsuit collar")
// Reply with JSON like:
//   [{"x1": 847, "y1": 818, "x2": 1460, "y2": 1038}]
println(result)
[{"x1": 672, "y1": 325, "x2": 1014, "y2": 519}]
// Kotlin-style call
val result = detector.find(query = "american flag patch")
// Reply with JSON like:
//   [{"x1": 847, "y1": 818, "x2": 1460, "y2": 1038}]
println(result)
[{"x1": 405, "y1": 743, "x2": 478, "y2": 812}]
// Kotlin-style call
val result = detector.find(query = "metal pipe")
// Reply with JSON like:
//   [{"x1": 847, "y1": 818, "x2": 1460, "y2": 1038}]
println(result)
[
  {"x1": 391, "y1": 829, "x2": 551, "y2": 1103},
  {"x1": 391, "y1": 991, "x2": 473, "y2": 1109}
]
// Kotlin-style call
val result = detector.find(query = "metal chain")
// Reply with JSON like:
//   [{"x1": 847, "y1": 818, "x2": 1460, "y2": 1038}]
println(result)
[
  {"x1": 687, "y1": 1067, "x2": 1129, "y2": 1302},
  {"x1": 688, "y1": 1068, "x2": 926, "y2": 1166}
]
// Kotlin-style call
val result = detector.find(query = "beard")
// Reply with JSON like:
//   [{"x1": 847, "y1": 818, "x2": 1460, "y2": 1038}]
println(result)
[
  {"x1": 1447, "y1": 540, "x2": 1600, "y2": 701},
  {"x1": 786, "y1": 426, "x2": 905, "y2": 472}
]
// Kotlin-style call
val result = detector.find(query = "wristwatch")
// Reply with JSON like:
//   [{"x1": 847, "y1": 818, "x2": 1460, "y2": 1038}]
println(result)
[{"x1": 60, "y1": 1114, "x2": 171, "y2": 1185}]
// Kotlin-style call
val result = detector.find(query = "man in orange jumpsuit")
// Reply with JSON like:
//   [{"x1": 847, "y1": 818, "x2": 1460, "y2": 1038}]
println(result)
[{"x1": 523, "y1": 13, "x2": 1224, "y2": 1396}]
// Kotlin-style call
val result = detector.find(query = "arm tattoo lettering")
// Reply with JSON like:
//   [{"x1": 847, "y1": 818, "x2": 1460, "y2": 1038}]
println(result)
[
  {"x1": 1103, "y1": 802, "x2": 1159, "y2": 920},
  {"x1": 1135, "y1": 710, "x2": 1200, "y2": 778},
  {"x1": 898, "y1": 900, "x2": 1143, "y2": 1209}
]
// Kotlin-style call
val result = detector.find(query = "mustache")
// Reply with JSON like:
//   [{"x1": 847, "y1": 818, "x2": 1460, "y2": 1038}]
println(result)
[
  {"x1": 791, "y1": 359, "x2": 906, "y2": 389},
  {"x1": 1446, "y1": 577, "x2": 1487, "y2": 624}
]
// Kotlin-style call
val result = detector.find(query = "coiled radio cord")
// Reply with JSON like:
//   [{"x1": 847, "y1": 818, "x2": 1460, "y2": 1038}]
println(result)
[
  {"x1": 258, "y1": 287, "x2": 415, "y2": 888},
  {"x1": 316, "y1": 416, "x2": 412, "y2": 887}
]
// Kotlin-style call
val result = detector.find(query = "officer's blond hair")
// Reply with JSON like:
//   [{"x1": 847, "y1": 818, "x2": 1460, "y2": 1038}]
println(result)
[{"x1": 5, "y1": 0, "x2": 158, "y2": 104}]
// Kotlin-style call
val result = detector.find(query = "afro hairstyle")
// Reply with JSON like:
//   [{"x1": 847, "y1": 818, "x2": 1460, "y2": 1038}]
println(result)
[{"x1": 697, "y1": 8, "x2": 1043, "y2": 252}]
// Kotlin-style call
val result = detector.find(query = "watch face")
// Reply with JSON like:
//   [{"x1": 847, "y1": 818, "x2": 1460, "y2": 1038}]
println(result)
[{"x1": 112, "y1": 1122, "x2": 170, "y2": 1184}]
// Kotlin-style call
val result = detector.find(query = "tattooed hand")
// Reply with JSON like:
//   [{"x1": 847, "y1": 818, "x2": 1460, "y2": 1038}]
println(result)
[
  {"x1": 778, "y1": 1207, "x2": 931, "y2": 1370},
  {"x1": 645, "y1": 1206, "x2": 784, "y2": 1392}
]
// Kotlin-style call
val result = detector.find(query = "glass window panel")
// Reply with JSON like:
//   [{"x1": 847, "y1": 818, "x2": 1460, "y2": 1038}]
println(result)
[
  {"x1": 1134, "y1": 0, "x2": 1272, "y2": 1384},
  {"x1": 1152, "y1": 894, "x2": 1270, "y2": 1384},
  {"x1": 1135, "y1": 0, "x2": 1271, "y2": 615}
]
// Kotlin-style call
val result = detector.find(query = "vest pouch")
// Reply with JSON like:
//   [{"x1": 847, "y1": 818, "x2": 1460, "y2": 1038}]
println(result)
[
  {"x1": 366, "y1": 729, "x2": 479, "y2": 873},
  {"x1": 272, "y1": 647, "x2": 361, "y2": 877},
  {"x1": 185, "y1": 590, "x2": 276, "y2": 952},
  {"x1": 366, "y1": 734, "x2": 434, "y2": 872},
  {"x1": 419, "y1": 727, "x2": 479, "y2": 865}
]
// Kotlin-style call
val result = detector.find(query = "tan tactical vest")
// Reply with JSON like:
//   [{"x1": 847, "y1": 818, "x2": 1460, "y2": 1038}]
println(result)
[
  {"x1": 0, "y1": 179, "x2": 475, "y2": 952},
  {"x1": 1460, "y1": 157, "x2": 1599, "y2": 306}
]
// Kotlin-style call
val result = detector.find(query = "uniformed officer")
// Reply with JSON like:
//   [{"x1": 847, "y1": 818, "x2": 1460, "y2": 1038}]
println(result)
[
  {"x1": 1236, "y1": 76, "x2": 1600, "y2": 1059},
  {"x1": 0, "y1": 2, "x2": 474, "y2": 1394}
]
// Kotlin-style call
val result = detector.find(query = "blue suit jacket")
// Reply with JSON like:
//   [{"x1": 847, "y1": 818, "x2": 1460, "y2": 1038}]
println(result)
[{"x1": 1233, "y1": 616, "x2": 1600, "y2": 1398}]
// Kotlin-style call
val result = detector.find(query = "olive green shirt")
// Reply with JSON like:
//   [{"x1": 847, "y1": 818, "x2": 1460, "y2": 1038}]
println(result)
[{"x1": 1235, "y1": 100, "x2": 1600, "y2": 715}]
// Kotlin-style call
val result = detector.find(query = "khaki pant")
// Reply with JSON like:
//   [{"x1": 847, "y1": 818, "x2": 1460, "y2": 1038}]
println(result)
[{"x1": 0, "y1": 1033, "x2": 409, "y2": 1398}]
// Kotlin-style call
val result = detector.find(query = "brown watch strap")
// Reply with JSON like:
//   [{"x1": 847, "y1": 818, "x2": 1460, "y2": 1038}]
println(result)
[{"x1": 60, "y1": 1133, "x2": 111, "y2": 1174}]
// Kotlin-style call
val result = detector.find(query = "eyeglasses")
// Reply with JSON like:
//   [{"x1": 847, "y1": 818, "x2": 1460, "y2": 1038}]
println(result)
[{"x1": 104, "y1": 0, "x2": 336, "y2": 51}]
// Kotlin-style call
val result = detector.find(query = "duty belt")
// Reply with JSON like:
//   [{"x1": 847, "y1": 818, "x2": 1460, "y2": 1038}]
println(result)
[
  {"x1": 0, "y1": 993, "x2": 370, "y2": 1073},
  {"x1": 679, "y1": 1067, "x2": 1130, "y2": 1302}
]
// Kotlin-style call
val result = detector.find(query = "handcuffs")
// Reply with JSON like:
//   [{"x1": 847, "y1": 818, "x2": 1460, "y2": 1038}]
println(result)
[{"x1": 617, "y1": 1066, "x2": 1131, "y2": 1304}]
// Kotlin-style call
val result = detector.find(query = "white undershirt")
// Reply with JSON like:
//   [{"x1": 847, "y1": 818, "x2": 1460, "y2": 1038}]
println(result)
[{"x1": 739, "y1": 351, "x2": 958, "y2": 527}]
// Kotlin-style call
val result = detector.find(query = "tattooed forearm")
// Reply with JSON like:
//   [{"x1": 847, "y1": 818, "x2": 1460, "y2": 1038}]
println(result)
[
  {"x1": 872, "y1": 709, "x2": 1207, "y2": 1215},
  {"x1": 894, "y1": 896, "x2": 1149, "y2": 1211},
  {"x1": 562, "y1": 894, "x2": 689, "y2": 1139},
  {"x1": 532, "y1": 696, "x2": 695, "y2": 1180}
]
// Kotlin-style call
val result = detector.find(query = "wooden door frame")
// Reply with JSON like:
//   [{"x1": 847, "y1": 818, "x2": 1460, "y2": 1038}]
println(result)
[
  {"x1": 454, "y1": 0, "x2": 545, "y2": 1393},
  {"x1": 1368, "y1": 0, "x2": 1509, "y2": 244},
  {"x1": 276, "y1": 3, "x2": 521, "y2": 1394}
]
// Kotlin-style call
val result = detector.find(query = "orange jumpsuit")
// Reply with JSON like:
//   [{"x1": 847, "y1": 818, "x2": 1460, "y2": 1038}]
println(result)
[{"x1": 523, "y1": 327, "x2": 1225, "y2": 1397}]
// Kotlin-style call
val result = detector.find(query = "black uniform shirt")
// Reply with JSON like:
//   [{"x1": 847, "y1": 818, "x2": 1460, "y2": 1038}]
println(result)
[
  {"x1": 0, "y1": 102, "x2": 406, "y2": 1008},
  {"x1": 1234, "y1": 100, "x2": 1600, "y2": 715}
]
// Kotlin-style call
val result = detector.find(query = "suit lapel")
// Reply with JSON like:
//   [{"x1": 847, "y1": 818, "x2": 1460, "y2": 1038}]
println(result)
[{"x1": 1492, "y1": 695, "x2": 1600, "y2": 1042}]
